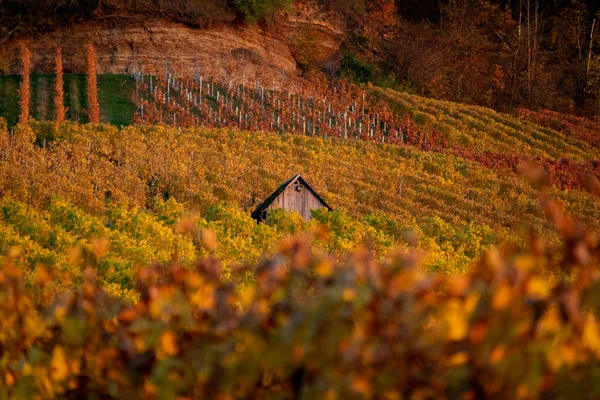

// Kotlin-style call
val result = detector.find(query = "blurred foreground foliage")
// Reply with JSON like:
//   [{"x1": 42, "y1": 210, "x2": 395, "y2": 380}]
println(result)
[{"x1": 1, "y1": 198, "x2": 600, "y2": 399}]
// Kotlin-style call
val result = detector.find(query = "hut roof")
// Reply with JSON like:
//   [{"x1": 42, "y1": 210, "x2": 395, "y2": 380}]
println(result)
[{"x1": 251, "y1": 174, "x2": 332, "y2": 221}]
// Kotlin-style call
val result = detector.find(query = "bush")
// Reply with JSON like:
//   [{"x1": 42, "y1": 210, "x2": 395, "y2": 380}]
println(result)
[
  {"x1": 339, "y1": 52, "x2": 378, "y2": 84},
  {"x1": 229, "y1": 0, "x2": 292, "y2": 23}
]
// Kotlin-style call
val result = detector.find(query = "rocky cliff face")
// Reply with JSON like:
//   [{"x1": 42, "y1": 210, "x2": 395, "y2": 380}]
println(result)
[
  {"x1": 281, "y1": 0, "x2": 346, "y2": 67},
  {"x1": 2, "y1": 1, "x2": 345, "y2": 90}
]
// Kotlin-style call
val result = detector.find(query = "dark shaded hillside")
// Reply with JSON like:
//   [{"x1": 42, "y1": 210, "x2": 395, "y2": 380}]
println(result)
[
  {"x1": 336, "y1": 0, "x2": 600, "y2": 116},
  {"x1": 396, "y1": 0, "x2": 600, "y2": 21}
]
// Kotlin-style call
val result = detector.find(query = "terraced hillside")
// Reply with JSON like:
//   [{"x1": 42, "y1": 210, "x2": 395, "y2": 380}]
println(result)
[
  {"x1": 373, "y1": 87, "x2": 599, "y2": 161},
  {"x1": 1, "y1": 74, "x2": 600, "y2": 296},
  {"x1": 3, "y1": 73, "x2": 598, "y2": 162},
  {"x1": 1, "y1": 121, "x2": 599, "y2": 299}
]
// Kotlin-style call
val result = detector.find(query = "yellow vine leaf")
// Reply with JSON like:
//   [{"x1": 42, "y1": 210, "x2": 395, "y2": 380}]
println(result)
[
  {"x1": 492, "y1": 283, "x2": 512, "y2": 310},
  {"x1": 159, "y1": 331, "x2": 179, "y2": 358},
  {"x1": 352, "y1": 375, "x2": 372, "y2": 397},
  {"x1": 50, "y1": 346, "x2": 69, "y2": 381},
  {"x1": 4, "y1": 371, "x2": 15, "y2": 386},
  {"x1": 514, "y1": 255, "x2": 536, "y2": 272},
  {"x1": 583, "y1": 316, "x2": 600, "y2": 357},
  {"x1": 446, "y1": 300, "x2": 468, "y2": 341},
  {"x1": 527, "y1": 277, "x2": 551, "y2": 300},
  {"x1": 90, "y1": 237, "x2": 110, "y2": 259},
  {"x1": 448, "y1": 352, "x2": 468, "y2": 365},
  {"x1": 343, "y1": 288, "x2": 356, "y2": 302},
  {"x1": 490, "y1": 346, "x2": 506, "y2": 364},
  {"x1": 315, "y1": 259, "x2": 333, "y2": 277}
]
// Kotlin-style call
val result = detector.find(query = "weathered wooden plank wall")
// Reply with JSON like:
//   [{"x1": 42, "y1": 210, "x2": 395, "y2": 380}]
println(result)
[{"x1": 267, "y1": 180, "x2": 326, "y2": 221}]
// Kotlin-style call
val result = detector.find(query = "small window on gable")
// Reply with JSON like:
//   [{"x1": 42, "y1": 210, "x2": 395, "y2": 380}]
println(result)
[{"x1": 294, "y1": 181, "x2": 303, "y2": 192}]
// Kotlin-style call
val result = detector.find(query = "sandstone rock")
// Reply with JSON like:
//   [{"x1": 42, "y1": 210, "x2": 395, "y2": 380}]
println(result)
[{"x1": 2, "y1": 1, "x2": 345, "y2": 91}]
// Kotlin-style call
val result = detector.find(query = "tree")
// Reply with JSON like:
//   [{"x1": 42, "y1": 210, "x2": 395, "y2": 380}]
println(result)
[
  {"x1": 229, "y1": 0, "x2": 291, "y2": 23},
  {"x1": 86, "y1": 43, "x2": 100, "y2": 124},
  {"x1": 18, "y1": 42, "x2": 30, "y2": 124},
  {"x1": 55, "y1": 47, "x2": 65, "y2": 126},
  {"x1": 586, "y1": 55, "x2": 600, "y2": 116}
]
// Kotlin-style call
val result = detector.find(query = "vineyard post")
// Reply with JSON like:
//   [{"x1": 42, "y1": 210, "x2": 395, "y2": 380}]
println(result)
[
  {"x1": 398, "y1": 178, "x2": 403, "y2": 199},
  {"x1": 134, "y1": 67, "x2": 139, "y2": 106}
]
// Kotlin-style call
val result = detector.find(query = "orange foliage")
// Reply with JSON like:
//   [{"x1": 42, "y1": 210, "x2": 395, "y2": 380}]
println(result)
[{"x1": 518, "y1": 108, "x2": 600, "y2": 149}]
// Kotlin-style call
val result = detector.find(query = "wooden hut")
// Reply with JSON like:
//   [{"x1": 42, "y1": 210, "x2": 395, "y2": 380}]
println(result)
[{"x1": 251, "y1": 174, "x2": 331, "y2": 222}]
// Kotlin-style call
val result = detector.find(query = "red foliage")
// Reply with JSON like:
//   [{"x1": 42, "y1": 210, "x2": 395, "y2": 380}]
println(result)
[
  {"x1": 518, "y1": 108, "x2": 600, "y2": 149},
  {"x1": 453, "y1": 147, "x2": 600, "y2": 195},
  {"x1": 133, "y1": 72, "x2": 448, "y2": 152}
]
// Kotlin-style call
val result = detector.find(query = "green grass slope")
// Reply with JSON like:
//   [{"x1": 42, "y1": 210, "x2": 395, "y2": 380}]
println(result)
[{"x1": 0, "y1": 74, "x2": 136, "y2": 126}]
